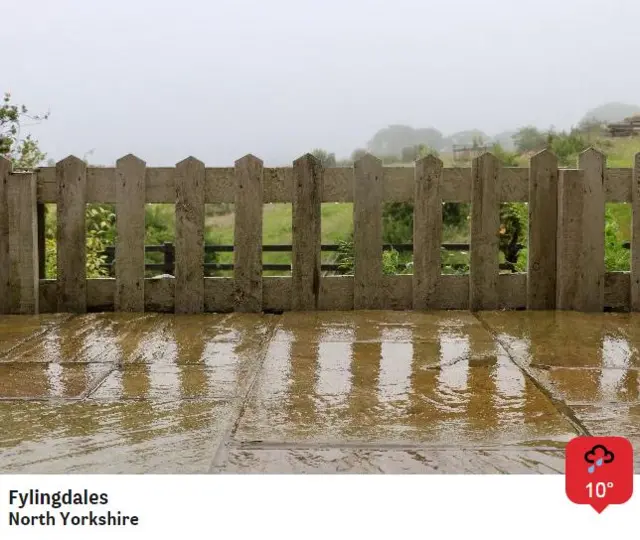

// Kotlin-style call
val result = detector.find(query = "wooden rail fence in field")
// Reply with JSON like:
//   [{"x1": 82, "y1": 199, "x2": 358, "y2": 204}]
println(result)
[{"x1": 1, "y1": 149, "x2": 639, "y2": 314}]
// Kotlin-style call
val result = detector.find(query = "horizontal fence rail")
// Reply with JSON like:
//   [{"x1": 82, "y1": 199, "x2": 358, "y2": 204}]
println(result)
[{"x1": 1, "y1": 149, "x2": 638, "y2": 314}]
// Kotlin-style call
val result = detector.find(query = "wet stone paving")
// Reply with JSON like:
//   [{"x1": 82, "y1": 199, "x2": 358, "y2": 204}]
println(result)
[{"x1": 0, "y1": 310, "x2": 638, "y2": 473}]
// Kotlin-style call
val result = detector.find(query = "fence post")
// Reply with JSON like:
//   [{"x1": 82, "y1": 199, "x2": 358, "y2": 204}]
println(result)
[
  {"x1": 0, "y1": 157, "x2": 11, "y2": 313},
  {"x1": 7, "y1": 171, "x2": 39, "y2": 314},
  {"x1": 115, "y1": 154, "x2": 146, "y2": 312},
  {"x1": 353, "y1": 154, "x2": 383, "y2": 309},
  {"x1": 234, "y1": 154, "x2": 263, "y2": 312},
  {"x1": 470, "y1": 152, "x2": 500, "y2": 311},
  {"x1": 557, "y1": 149, "x2": 605, "y2": 311},
  {"x1": 56, "y1": 156, "x2": 87, "y2": 313},
  {"x1": 527, "y1": 149, "x2": 558, "y2": 309},
  {"x1": 292, "y1": 153, "x2": 322, "y2": 311},
  {"x1": 632, "y1": 152, "x2": 640, "y2": 310},
  {"x1": 175, "y1": 156, "x2": 205, "y2": 314},
  {"x1": 413, "y1": 154, "x2": 443, "y2": 309}
]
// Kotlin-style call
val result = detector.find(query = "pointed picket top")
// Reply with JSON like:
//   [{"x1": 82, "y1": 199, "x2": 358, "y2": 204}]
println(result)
[
  {"x1": 176, "y1": 155, "x2": 204, "y2": 169},
  {"x1": 234, "y1": 154, "x2": 263, "y2": 168},
  {"x1": 0, "y1": 155, "x2": 12, "y2": 173},
  {"x1": 579, "y1": 147, "x2": 606, "y2": 169},
  {"x1": 416, "y1": 153, "x2": 443, "y2": 168},
  {"x1": 293, "y1": 153, "x2": 321, "y2": 167},
  {"x1": 473, "y1": 151, "x2": 500, "y2": 165},
  {"x1": 530, "y1": 148, "x2": 558, "y2": 167},
  {"x1": 57, "y1": 155, "x2": 86, "y2": 168},
  {"x1": 116, "y1": 153, "x2": 146, "y2": 168},
  {"x1": 354, "y1": 152, "x2": 382, "y2": 167}
]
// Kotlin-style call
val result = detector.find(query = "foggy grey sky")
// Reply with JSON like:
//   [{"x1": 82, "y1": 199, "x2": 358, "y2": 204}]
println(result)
[{"x1": 4, "y1": 0, "x2": 640, "y2": 165}]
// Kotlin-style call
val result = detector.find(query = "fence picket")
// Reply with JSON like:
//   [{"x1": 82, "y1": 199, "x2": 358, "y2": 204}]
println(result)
[
  {"x1": 234, "y1": 154, "x2": 263, "y2": 312},
  {"x1": 0, "y1": 157, "x2": 9, "y2": 314},
  {"x1": 292, "y1": 154, "x2": 322, "y2": 310},
  {"x1": 413, "y1": 155, "x2": 443, "y2": 309},
  {"x1": 528, "y1": 149, "x2": 558, "y2": 309},
  {"x1": 115, "y1": 154, "x2": 146, "y2": 311},
  {"x1": 7, "y1": 171, "x2": 39, "y2": 314},
  {"x1": 354, "y1": 154, "x2": 383, "y2": 309},
  {"x1": 175, "y1": 157, "x2": 205, "y2": 313},
  {"x1": 57, "y1": 156, "x2": 87, "y2": 313},
  {"x1": 632, "y1": 152, "x2": 640, "y2": 310},
  {"x1": 470, "y1": 153, "x2": 500, "y2": 310}
]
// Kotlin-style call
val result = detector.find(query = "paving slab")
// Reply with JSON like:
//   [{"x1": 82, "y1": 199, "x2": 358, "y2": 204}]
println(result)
[
  {"x1": 1, "y1": 310, "x2": 639, "y2": 473},
  {"x1": 216, "y1": 446, "x2": 566, "y2": 474},
  {"x1": 0, "y1": 400, "x2": 231, "y2": 473}
]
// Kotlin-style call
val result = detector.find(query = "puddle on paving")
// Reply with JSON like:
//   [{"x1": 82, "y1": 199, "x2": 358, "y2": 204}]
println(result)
[
  {"x1": 239, "y1": 312, "x2": 577, "y2": 446},
  {"x1": 478, "y1": 311, "x2": 640, "y2": 368},
  {"x1": 89, "y1": 364, "x2": 246, "y2": 400},
  {"x1": 0, "y1": 400, "x2": 230, "y2": 473},
  {"x1": 0, "y1": 363, "x2": 111, "y2": 398},
  {"x1": 0, "y1": 314, "x2": 70, "y2": 356},
  {"x1": 2, "y1": 310, "x2": 640, "y2": 472}
]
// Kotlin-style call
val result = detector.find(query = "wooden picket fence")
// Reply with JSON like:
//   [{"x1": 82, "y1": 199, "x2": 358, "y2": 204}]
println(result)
[{"x1": 1, "y1": 149, "x2": 639, "y2": 315}]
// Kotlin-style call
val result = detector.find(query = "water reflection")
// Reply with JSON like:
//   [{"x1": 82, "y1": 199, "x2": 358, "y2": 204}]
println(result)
[{"x1": 239, "y1": 312, "x2": 577, "y2": 445}]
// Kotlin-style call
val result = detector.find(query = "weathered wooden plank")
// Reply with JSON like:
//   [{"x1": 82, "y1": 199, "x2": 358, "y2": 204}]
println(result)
[
  {"x1": 291, "y1": 154, "x2": 322, "y2": 310},
  {"x1": 323, "y1": 168, "x2": 353, "y2": 202},
  {"x1": 606, "y1": 168, "x2": 632, "y2": 202},
  {"x1": 556, "y1": 169, "x2": 583, "y2": 311},
  {"x1": 441, "y1": 168, "x2": 471, "y2": 202},
  {"x1": 578, "y1": 149, "x2": 605, "y2": 311},
  {"x1": 499, "y1": 168, "x2": 528, "y2": 202},
  {"x1": 632, "y1": 153, "x2": 640, "y2": 310},
  {"x1": 35, "y1": 164, "x2": 633, "y2": 204},
  {"x1": 174, "y1": 157, "x2": 205, "y2": 313},
  {"x1": 234, "y1": 155, "x2": 263, "y2": 312},
  {"x1": 56, "y1": 156, "x2": 87, "y2": 313},
  {"x1": 145, "y1": 277, "x2": 174, "y2": 312},
  {"x1": 0, "y1": 157, "x2": 10, "y2": 314},
  {"x1": 205, "y1": 168, "x2": 235, "y2": 203},
  {"x1": 7, "y1": 172, "x2": 39, "y2": 314},
  {"x1": 353, "y1": 154, "x2": 383, "y2": 309},
  {"x1": 557, "y1": 150, "x2": 605, "y2": 311},
  {"x1": 263, "y1": 277, "x2": 292, "y2": 312},
  {"x1": 204, "y1": 277, "x2": 235, "y2": 312},
  {"x1": 145, "y1": 168, "x2": 174, "y2": 203},
  {"x1": 528, "y1": 150, "x2": 558, "y2": 309},
  {"x1": 87, "y1": 167, "x2": 115, "y2": 202},
  {"x1": 469, "y1": 153, "x2": 500, "y2": 310},
  {"x1": 605, "y1": 272, "x2": 629, "y2": 311},
  {"x1": 413, "y1": 155, "x2": 443, "y2": 309},
  {"x1": 115, "y1": 155, "x2": 146, "y2": 311},
  {"x1": 318, "y1": 276, "x2": 354, "y2": 311},
  {"x1": 498, "y1": 273, "x2": 526, "y2": 309}
]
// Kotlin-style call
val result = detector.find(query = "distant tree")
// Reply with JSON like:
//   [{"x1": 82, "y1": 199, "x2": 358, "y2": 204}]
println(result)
[
  {"x1": 310, "y1": 148, "x2": 336, "y2": 167},
  {"x1": 350, "y1": 148, "x2": 367, "y2": 162},
  {"x1": 0, "y1": 92, "x2": 49, "y2": 170},
  {"x1": 367, "y1": 125, "x2": 443, "y2": 157},
  {"x1": 512, "y1": 126, "x2": 547, "y2": 153}
]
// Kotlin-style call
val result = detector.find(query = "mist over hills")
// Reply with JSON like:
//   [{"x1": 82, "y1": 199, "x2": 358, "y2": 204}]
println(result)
[{"x1": 362, "y1": 102, "x2": 640, "y2": 158}]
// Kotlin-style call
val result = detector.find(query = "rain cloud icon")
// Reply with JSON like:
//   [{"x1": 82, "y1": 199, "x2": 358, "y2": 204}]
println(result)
[{"x1": 584, "y1": 445, "x2": 614, "y2": 474}]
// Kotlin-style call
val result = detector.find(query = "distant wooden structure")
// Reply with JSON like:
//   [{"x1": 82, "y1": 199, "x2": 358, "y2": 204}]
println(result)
[
  {"x1": 607, "y1": 115, "x2": 640, "y2": 137},
  {"x1": 452, "y1": 144, "x2": 490, "y2": 162}
]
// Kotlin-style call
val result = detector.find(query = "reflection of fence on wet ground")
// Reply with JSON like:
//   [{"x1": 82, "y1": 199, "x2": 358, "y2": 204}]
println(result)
[{"x1": 1, "y1": 149, "x2": 639, "y2": 314}]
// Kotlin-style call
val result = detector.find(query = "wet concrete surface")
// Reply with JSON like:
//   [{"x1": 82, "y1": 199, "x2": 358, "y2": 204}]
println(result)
[{"x1": 0, "y1": 310, "x2": 638, "y2": 473}]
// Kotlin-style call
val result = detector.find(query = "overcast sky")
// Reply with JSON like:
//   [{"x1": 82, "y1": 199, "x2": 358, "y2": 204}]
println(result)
[{"x1": 4, "y1": 0, "x2": 640, "y2": 165}]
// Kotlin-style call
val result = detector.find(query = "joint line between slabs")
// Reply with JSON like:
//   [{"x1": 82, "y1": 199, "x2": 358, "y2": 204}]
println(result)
[
  {"x1": 472, "y1": 312, "x2": 591, "y2": 437},
  {"x1": 208, "y1": 315, "x2": 280, "y2": 472}
]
